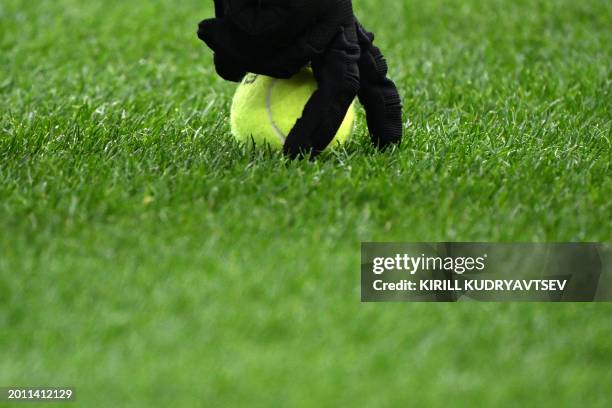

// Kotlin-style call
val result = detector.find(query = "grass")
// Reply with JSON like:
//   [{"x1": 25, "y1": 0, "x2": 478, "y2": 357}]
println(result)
[{"x1": 1, "y1": 0, "x2": 611, "y2": 406}]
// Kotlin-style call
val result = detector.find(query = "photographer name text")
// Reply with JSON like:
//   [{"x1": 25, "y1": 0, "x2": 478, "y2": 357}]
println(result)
[{"x1": 373, "y1": 279, "x2": 568, "y2": 292}]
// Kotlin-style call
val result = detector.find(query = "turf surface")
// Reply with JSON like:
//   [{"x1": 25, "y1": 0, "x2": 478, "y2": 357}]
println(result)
[{"x1": 1, "y1": 0, "x2": 611, "y2": 406}]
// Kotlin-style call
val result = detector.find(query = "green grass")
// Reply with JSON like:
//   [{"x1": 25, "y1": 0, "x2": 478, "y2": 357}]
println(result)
[{"x1": 1, "y1": 0, "x2": 611, "y2": 406}]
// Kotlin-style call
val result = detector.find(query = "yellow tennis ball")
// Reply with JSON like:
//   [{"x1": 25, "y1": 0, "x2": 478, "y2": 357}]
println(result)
[{"x1": 230, "y1": 69, "x2": 355, "y2": 149}]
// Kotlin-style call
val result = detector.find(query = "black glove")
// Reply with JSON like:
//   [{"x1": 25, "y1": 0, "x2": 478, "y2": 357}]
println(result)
[{"x1": 197, "y1": 0, "x2": 403, "y2": 157}]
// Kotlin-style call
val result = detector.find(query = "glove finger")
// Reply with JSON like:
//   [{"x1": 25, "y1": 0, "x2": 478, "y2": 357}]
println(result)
[
  {"x1": 213, "y1": 53, "x2": 246, "y2": 82},
  {"x1": 198, "y1": 18, "x2": 249, "y2": 57},
  {"x1": 359, "y1": 48, "x2": 388, "y2": 83},
  {"x1": 197, "y1": 18, "x2": 219, "y2": 47}
]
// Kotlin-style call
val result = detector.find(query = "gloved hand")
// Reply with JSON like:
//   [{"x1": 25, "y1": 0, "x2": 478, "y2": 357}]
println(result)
[{"x1": 197, "y1": 0, "x2": 403, "y2": 157}]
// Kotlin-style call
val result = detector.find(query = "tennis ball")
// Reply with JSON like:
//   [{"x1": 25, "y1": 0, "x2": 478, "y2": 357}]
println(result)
[{"x1": 230, "y1": 69, "x2": 355, "y2": 149}]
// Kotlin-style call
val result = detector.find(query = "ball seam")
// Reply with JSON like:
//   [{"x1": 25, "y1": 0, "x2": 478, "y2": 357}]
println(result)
[{"x1": 265, "y1": 79, "x2": 286, "y2": 144}]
